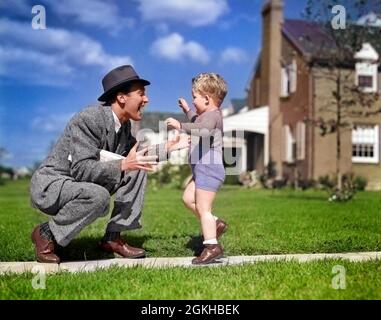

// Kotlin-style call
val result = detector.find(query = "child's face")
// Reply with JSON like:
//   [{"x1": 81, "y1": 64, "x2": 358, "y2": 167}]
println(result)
[{"x1": 192, "y1": 89, "x2": 208, "y2": 114}]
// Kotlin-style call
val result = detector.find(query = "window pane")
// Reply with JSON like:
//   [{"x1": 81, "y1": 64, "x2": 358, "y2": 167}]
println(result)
[{"x1": 358, "y1": 75, "x2": 373, "y2": 88}]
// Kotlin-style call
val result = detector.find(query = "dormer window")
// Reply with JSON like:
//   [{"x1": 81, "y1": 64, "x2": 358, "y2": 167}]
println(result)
[{"x1": 354, "y1": 43, "x2": 379, "y2": 93}]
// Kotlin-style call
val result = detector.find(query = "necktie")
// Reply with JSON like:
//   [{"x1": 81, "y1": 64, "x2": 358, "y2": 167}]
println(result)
[{"x1": 114, "y1": 128, "x2": 122, "y2": 152}]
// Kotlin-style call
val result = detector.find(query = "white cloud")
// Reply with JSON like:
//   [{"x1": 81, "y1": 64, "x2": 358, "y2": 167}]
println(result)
[
  {"x1": 48, "y1": 0, "x2": 135, "y2": 33},
  {"x1": 220, "y1": 47, "x2": 248, "y2": 64},
  {"x1": 151, "y1": 33, "x2": 210, "y2": 64},
  {"x1": 31, "y1": 113, "x2": 75, "y2": 133},
  {"x1": 137, "y1": 0, "x2": 229, "y2": 27},
  {"x1": 0, "y1": 18, "x2": 133, "y2": 85}
]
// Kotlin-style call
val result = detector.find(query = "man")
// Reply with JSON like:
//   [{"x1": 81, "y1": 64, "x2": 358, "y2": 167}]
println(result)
[{"x1": 30, "y1": 65, "x2": 187, "y2": 263}]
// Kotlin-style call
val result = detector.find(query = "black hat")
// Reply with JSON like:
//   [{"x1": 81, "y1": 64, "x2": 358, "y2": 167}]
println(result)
[{"x1": 98, "y1": 65, "x2": 150, "y2": 102}]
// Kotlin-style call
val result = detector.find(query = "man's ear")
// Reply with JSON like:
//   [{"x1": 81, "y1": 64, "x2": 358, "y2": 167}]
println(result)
[
  {"x1": 116, "y1": 92, "x2": 126, "y2": 104},
  {"x1": 204, "y1": 95, "x2": 210, "y2": 105}
]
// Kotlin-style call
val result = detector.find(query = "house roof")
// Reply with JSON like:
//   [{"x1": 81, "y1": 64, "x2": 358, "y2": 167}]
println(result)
[
  {"x1": 282, "y1": 19, "x2": 381, "y2": 64},
  {"x1": 230, "y1": 98, "x2": 247, "y2": 113},
  {"x1": 223, "y1": 105, "x2": 269, "y2": 135},
  {"x1": 139, "y1": 112, "x2": 186, "y2": 132}
]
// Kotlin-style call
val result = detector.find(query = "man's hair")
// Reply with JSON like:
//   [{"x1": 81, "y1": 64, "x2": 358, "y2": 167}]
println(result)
[
  {"x1": 104, "y1": 83, "x2": 135, "y2": 106},
  {"x1": 192, "y1": 73, "x2": 228, "y2": 106}
]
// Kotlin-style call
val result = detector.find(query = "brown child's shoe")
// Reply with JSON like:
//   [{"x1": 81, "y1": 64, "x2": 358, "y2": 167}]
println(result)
[
  {"x1": 216, "y1": 219, "x2": 228, "y2": 239},
  {"x1": 192, "y1": 244, "x2": 223, "y2": 265}
]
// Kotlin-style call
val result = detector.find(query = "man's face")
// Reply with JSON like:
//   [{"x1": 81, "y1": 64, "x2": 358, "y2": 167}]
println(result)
[{"x1": 118, "y1": 83, "x2": 149, "y2": 121}]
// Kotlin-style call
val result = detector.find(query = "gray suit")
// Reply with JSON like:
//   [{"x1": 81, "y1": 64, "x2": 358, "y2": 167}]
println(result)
[{"x1": 30, "y1": 105, "x2": 167, "y2": 246}]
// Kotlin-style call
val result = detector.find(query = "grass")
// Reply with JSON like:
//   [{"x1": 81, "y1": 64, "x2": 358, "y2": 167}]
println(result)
[
  {"x1": 0, "y1": 180, "x2": 380, "y2": 261},
  {"x1": 0, "y1": 179, "x2": 380, "y2": 299},
  {"x1": 1, "y1": 260, "x2": 380, "y2": 299}
]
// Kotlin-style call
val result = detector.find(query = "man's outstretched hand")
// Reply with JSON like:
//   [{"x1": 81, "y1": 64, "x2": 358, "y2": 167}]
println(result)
[{"x1": 121, "y1": 143, "x2": 158, "y2": 172}]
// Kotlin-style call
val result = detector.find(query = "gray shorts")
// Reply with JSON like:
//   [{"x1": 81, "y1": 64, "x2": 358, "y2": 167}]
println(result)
[{"x1": 191, "y1": 163, "x2": 225, "y2": 192}]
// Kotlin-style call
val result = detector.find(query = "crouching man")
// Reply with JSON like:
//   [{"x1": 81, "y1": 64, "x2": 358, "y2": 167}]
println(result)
[{"x1": 30, "y1": 65, "x2": 188, "y2": 263}]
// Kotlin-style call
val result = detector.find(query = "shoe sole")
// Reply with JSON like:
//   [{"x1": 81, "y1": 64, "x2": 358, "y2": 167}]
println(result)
[
  {"x1": 113, "y1": 252, "x2": 146, "y2": 259},
  {"x1": 192, "y1": 253, "x2": 224, "y2": 265},
  {"x1": 99, "y1": 244, "x2": 146, "y2": 259}
]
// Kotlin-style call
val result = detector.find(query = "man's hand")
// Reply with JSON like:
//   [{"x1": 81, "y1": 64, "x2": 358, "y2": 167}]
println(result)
[
  {"x1": 166, "y1": 133, "x2": 190, "y2": 152},
  {"x1": 121, "y1": 143, "x2": 158, "y2": 172},
  {"x1": 165, "y1": 117, "x2": 181, "y2": 130},
  {"x1": 178, "y1": 97, "x2": 190, "y2": 113}
]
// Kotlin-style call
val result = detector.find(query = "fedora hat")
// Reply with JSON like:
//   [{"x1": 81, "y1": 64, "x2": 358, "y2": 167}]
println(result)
[{"x1": 98, "y1": 65, "x2": 150, "y2": 102}]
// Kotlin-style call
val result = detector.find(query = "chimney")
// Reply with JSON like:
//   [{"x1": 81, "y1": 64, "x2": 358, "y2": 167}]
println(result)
[
  {"x1": 261, "y1": 0, "x2": 283, "y2": 107},
  {"x1": 260, "y1": 0, "x2": 284, "y2": 177}
]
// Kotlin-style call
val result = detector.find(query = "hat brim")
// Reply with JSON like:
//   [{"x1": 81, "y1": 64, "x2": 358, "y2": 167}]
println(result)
[{"x1": 98, "y1": 78, "x2": 150, "y2": 102}]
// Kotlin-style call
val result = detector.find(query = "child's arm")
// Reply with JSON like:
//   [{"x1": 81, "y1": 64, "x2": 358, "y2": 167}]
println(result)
[{"x1": 166, "y1": 112, "x2": 219, "y2": 137}]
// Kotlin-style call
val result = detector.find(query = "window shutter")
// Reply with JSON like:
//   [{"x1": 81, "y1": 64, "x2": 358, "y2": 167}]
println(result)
[
  {"x1": 296, "y1": 121, "x2": 306, "y2": 160},
  {"x1": 290, "y1": 59, "x2": 297, "y2": 93},
  {"x1": 283, "y1": 125, "x2": 295, "y2": 163},
  {"x1": 281, "y1": 68, "x2": 289, "y2": 97}
]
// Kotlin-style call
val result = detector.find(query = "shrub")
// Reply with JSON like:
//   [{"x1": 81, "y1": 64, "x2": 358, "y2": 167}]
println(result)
[
  {"x1": 259, "y1": 159, "x2": 284, "y2": 189},
  {"x1": 238, "y1": 171, "x2": 259, "y2": 188},
  {"x1": 291, "y1": 179, "x2": 317, "y2": 190},
  {"x1": 148, "y1": 163, "x2": 191, "y2": 190},
  {"x1": 353, "y1": 175, "x2": 368, "y2": 191},
  {"x1": 318, "y1": 175, "x2": 335, "y2": 190},
  {"x1": 224, "y1": 174, "x2": 240, "y2": 185},
  {"x1": 318, "y1": 173, "x2": 367, "y2": 202}
]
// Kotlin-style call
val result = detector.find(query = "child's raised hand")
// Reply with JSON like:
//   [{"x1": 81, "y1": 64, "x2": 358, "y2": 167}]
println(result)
[
  {"x1": 178, "y1": 98, "x2": 190, "y2": 113},
  {"x1": 165, "y1": 117, "x2": 181, "y2": 130}
]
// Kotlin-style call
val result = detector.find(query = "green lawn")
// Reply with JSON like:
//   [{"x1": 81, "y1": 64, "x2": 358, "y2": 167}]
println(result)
[
  {"x1": 0, "y1": 180, "x2": 380, "y2": 261},
  {"x1": 1, "y1": 260, "x2": 380, "y2": 299},
  {"x1": 0, "y1": 179, "x2": 380, "y2": 299}
]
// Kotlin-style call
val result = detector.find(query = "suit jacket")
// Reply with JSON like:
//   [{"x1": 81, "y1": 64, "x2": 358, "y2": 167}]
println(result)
[{"x1": 30, "y1": 104, "x2": 166, "y2": 212}]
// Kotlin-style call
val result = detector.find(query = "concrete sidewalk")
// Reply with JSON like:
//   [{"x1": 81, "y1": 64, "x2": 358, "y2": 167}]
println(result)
[{"x1": 1, "y1": 251, "x2": 381, "y2": 275}]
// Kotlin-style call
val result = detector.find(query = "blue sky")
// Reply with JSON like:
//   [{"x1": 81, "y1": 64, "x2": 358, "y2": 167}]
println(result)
[{"x1": 0, "y1": 0, "x2": 308, "y2": 168}]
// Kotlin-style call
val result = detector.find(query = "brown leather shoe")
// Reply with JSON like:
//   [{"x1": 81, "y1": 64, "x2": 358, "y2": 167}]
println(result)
[
  {"x1": 216, "y1": 219, "x2": 228, "y2": 239},
  {"x1": 192, "y1": 244, "x2": 223, "y2": 265},
  {"x1": 99, "y1": 237, "x2": 145, "y2": 258},
  {"x1": 31, "y1": 225, "x2": 60, "y2": 264}
]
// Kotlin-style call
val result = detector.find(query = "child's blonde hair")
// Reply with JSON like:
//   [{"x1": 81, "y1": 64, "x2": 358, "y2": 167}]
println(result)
[{"x1": 192, "y1": 73, "x2": 228, "y2": 106}]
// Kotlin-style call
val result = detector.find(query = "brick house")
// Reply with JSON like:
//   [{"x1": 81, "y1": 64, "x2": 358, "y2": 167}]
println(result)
[{"x1": 224, "y1": 0, "x2": 381, "y2": 190}]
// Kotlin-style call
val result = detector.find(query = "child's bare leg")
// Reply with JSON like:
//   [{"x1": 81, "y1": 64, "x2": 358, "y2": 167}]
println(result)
[
  {"x1": 182, "y1": 180, "x2": 200, "y2": 219},
  {"x1": 195, "y1": 189, "x2": 217, "y2": 241}
]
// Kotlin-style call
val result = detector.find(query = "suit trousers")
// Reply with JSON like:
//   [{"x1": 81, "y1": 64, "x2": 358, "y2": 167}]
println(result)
[{"x1": 31, "y1": 170, "x2": 147, "y2": 247}]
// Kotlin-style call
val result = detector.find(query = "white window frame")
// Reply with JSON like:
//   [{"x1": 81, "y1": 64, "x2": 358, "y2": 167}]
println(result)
[{"x1": 352, "y1": 124, "x2": 379, "y2": 164}]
